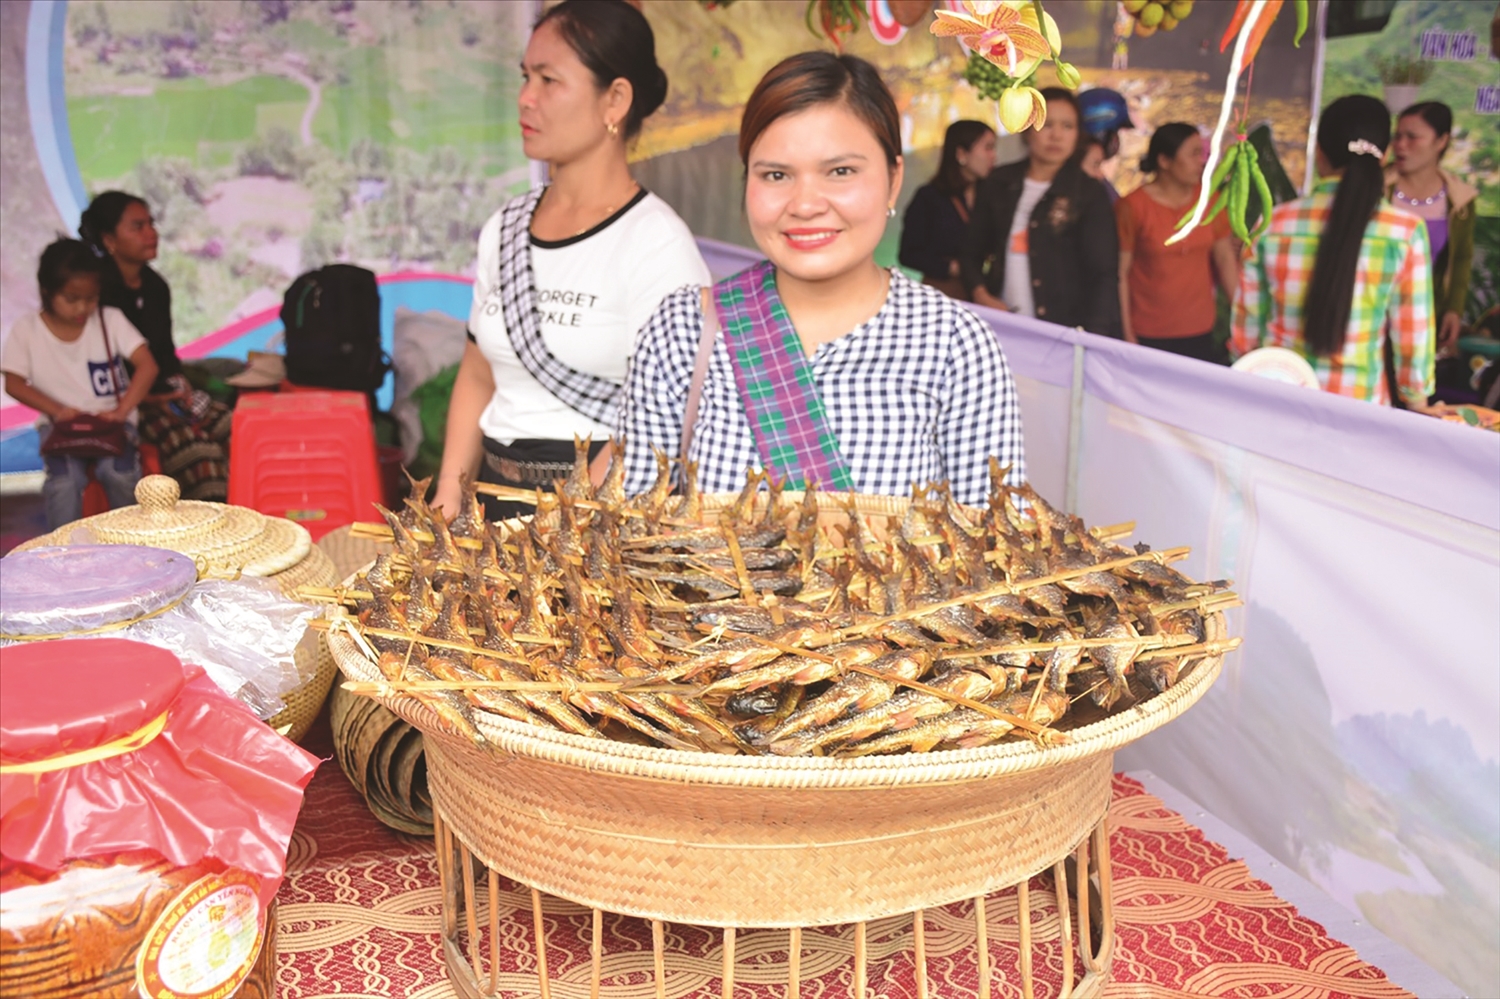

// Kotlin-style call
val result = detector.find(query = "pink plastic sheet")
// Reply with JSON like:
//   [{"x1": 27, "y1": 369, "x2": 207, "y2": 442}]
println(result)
[{"x1": 0, "y1": 638, "x2": 319, "y2": 905}]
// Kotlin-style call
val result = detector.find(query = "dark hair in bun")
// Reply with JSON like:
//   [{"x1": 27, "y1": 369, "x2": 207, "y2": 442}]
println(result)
[
  {"x1": 78, "y1": 190, "x2": 148, "y2": 255},
  {"x1": 536, "y1": 0, "x2": 668, "y2": 140}
]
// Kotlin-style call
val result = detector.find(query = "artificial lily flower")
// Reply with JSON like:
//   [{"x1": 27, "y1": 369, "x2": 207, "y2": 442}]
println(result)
[
  {"x1": 931, "y1": 0, "x2": 1057, "y2": 78},
  {"x1": 998, "y1": 84, "x2": 1047, "y2": 133}
]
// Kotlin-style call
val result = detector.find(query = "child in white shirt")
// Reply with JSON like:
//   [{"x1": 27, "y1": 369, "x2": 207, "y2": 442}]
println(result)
[{"x1": 2, "y1": 239, "x2": 158, "y2": 528}]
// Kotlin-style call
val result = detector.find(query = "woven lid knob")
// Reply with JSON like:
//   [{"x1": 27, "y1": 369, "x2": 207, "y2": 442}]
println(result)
[{"x1": 135, "y1": 475, "x2": 181, "y2": 513}]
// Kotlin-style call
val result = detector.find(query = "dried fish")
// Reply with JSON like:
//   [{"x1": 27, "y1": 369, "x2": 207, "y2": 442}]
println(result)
[{"x1": 340, "y1": 441, "x2": 1229, "y2": 756}]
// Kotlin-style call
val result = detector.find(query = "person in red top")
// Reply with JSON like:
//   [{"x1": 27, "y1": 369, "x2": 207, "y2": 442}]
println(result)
[{"x1": 1116, "y1": 123, "x2": 1240, "y2": 363}]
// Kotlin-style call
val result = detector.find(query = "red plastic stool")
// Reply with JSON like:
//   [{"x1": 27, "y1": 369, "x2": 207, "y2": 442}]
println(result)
[{"x1": 228, "y1": 390, "x2": 382, "y2": 540}]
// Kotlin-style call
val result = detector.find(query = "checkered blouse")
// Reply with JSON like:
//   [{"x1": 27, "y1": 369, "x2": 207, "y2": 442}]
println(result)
[
  {"x1": 617, "y1": 269, "x2": 1027, "y2": 506},
  {"x1": 1231, "y1": 179, "x2": 1435, "y2": 405}
]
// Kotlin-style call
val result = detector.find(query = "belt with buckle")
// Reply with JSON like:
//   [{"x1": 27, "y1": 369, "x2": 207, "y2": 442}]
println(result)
[{"x1": 483, "y1": 451, "x2": 574, "y2": 486}]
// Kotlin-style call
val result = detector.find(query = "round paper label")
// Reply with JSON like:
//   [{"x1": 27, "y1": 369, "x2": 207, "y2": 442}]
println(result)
[{"x1": 136, "y1": 870, "x2": 266, "y2": 999}]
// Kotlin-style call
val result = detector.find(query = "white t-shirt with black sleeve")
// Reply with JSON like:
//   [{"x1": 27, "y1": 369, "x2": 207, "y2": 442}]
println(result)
[
  {"x1": 617, "y1": 270, "x2": 1027, "y2": 507},
  {"x1": 1, "y1": 307, "x2": 148, "y2": 426},
  {"x1": 468, "y1": 188, "x2": 711, "y2": 444}
]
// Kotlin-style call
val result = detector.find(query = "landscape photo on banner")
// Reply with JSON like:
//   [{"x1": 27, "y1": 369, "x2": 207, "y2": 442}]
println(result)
[{"x1": 1, "y1": 0, "x2": 532, "y2": 427}]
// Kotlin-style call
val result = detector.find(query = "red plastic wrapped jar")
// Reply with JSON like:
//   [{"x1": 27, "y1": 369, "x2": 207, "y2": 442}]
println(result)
[{"x1": 0, "y1": 639, "x2": 319, "y2": 998}]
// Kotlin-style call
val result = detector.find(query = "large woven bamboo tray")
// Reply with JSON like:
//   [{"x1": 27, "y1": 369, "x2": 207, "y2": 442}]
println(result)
[{"x1": 328, "y1": 492, "x2": 1227, "y2": 929}]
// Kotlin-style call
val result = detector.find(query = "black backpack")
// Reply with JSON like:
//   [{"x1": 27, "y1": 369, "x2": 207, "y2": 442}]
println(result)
[{"x1": 281, "y1": 264, "x2": 389, "y2": 394}]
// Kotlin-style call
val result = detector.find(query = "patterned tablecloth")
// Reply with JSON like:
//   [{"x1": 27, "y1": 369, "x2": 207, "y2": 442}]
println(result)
[{"x1": 276, "y1": 714, "x2": 1413, "y2": 999}]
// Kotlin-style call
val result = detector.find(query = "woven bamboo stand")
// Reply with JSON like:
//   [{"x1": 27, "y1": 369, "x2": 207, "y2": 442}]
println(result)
[
  {"x1": 326, "y1": 491, "x2": 1227, "y2": 997},
  {"x1": 329, "y1": 614, "x2": 1223, "y2": 998}
]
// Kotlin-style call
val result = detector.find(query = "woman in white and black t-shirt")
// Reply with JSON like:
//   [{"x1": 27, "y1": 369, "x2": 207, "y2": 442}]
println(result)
[{"x1": 433, "y1": 0, "x2": 708, "y2": 520}]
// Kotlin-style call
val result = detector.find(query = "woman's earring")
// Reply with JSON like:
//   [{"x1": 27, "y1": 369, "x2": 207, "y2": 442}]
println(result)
[
  {"x1": 886, "y1": 205, "x2": 897, "y2": 218},
  {"x1": 606, "y1": 120, "x2": 619, "y2": 137}
]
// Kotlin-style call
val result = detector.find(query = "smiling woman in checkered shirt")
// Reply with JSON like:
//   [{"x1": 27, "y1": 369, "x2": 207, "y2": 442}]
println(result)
[
  {"x1": 617, "y1": 53, "x2": 1026, "y2": 507},
  {"x1": 1231, "y1": 95, "x2": 1435, "y2": 408}
]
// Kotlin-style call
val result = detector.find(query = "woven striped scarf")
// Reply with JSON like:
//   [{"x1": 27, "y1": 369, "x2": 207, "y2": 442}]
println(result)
[{"x1": 714, "y1": 261, "x2": 854, "y2": 490}]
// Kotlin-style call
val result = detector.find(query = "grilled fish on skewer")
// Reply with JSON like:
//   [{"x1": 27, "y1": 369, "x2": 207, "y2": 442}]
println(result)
[
  {"x1": 1040, "y1": 624, "x2": 1082, "y2": 694},
  {"x1": 596, "y1": 438, "x2": 628, "y2": 508},
  {"x1": 630, "y1": 448, "x2": 675, "y2": 530},
  {"x1": 343, "y1": 452, "x2": 1228, "y2": 756},
  {"x1": 397, "y1": 470, "x2": 434, "y2": 531},
  {"x1": 896, "y1": 539, "x2": 988, "y2": 646},
  {"x1": 449, "y1": 473, "x2": 487, "y2": 540},
  {"x1": 763, "y1": 648, "x2": 932, "y2": 742},
  {"x1": 1083, "y1": 605, "x2": 1140, "y2": 709},
  {"x1": 402, "y1": 659, "x2": 484, "y2": 745},
  {"x1": 673, "y1": 459, "x2": 701, "y2": 520},
  {"x1": 560, "y1": 436, "x2": 594, "y2": 502},
  {"x1": 702, "y1": 639, "x2": 887, "y2": 695},
  {"x1": 768, "y1": 669, "x2": 995, "y2": 756}
]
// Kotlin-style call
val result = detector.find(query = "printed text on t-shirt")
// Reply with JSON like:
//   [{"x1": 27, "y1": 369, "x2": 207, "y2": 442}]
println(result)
[
  {"x1": 535, "y1": 288, "x2": 599, "y2": 328},
  {"x1": 88, "y1": 357, "x2": 127, "y2": 397}
]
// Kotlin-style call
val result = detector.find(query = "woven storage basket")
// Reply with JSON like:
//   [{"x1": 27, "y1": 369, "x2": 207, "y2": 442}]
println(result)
[
  {"x1": 329, "y1": 492, "x2": 1227, "y2": 929},
  {"x1": 20, "y1": 475, "x2": 313, "y2": 579},
  {"x1": 19, "y1": 475, "x2": 340, "y2": 743}
]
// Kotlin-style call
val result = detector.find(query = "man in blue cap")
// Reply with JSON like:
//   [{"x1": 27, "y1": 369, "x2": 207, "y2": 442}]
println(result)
[{"x1": 1076, "y1": 87, "x2": 1132, "y2": 202}]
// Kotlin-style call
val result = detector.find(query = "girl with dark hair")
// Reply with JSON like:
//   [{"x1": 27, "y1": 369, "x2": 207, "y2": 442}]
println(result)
[
  {"x1": 959, "y1": 88, "x2": 1120, "y2": 336},
  {"x1": 898, "y1": 120, "x2": 996, "y2": 299},
  {"x1": 1387, "y1": 102, "x2": 1475, "y2": 353},
  {"x1": 1115, "y1": 123, "x2": 1240, "y2": 362},
  {"x1": 434, "y1": 0, "x2": 707, "y2": 520},
  {"x1": 80, "y1": 191, "x2": 233, "y2": 501},
  {"x1": 1232, "y1": 95, "x2": 1434, "y2": 407},
  {"x1": 619, "y1": 52, "x2": 1025, "y2": 504},
  {"x1": 2, "y1": 239, "x2": 157, "y2": 528}
]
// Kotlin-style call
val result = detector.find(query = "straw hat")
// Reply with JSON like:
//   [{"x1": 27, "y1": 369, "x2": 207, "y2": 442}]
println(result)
[
  {"x1": 225, "y1": 350, "x2": 287, "y2": 388},
  {"x1": 22, "y1": 475, "x2": 316, "y2": 581}
]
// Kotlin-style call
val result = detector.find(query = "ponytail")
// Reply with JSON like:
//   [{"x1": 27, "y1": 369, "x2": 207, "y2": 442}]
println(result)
[{"x1": 1303, "y1": 95, "x2": 1390, "y2": 358}]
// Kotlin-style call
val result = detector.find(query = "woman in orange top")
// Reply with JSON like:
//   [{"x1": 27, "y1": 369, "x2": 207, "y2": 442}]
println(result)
[{"x1": 1116, "y1": 123, "x2": 1240, "y2": 363}]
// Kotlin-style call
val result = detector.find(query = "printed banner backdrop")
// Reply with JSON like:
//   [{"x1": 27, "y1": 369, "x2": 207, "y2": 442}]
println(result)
[
  {"x1": 701, "y1": 235, "x2": 1500, "y2": 997},
  {"x1": 1321, "y1": 0, "x2": 1500, "y2": 333},
  {"x1": 0, "y1": 0, "x2": 534, "y2": 468},
  {"x1": 632, "y1": 0, "x2": 1317, "y2": 267}
]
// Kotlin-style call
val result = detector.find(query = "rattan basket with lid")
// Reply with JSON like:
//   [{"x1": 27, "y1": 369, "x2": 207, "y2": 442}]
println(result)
[
  {"x1": 20, "y1": 475, "x2": 312, "y2": 580},
  {"x1": 17, "y1": 475, "x2": 339, "y2": 742}
]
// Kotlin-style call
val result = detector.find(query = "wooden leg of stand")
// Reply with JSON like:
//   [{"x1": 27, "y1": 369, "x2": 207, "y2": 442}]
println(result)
[
  {"x1": 975, "y1": 895, "x2": 991, "y2": 999},
  {"x1": 912, "y1": 909, "x2": 928, "y2": 999},
  {"x1": 1090, "y1": 818, "x2": 1117, "y2": 972},
  {"x1": 530, "y1": 888, "x2": 550, "y2": 999},
  {"x1": 722, "y1": 927, "x2": 736, "y2": 999},
  {"x1": 1018, "y1": 879, "x2": 1034, "y2": 999},
  {"x1": 1054, "y1": 860, "x2": 1075, "y2": 998},
  {"x1": 652, "y1": 920, "x2": 667, "y2": 999},
  {"x1": 487, "y1": 869, "x2": 500, "y2": 996},
  {"x1": 788, "y1": 927, "x2": 801, "y2": 999},
  {"x1": 435, "y1": 813, "x2": 456, "y2": 940},
  {"x1": 462, "y1": 847, "x2": 482, "y2": 981},
  {"x1": 590, "y1": 908, "x2": 603, "y2": 999},
  {"x1": 852, "y1": 922, "x2": 866, "y2": 999},
  {"x1": 1076, "y1": 834, "x2": 1094, "y2": 975}
]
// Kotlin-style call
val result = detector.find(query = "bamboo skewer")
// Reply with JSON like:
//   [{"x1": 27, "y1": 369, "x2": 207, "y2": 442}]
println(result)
[
  {"x1": 834, "y1": 546, "x2": 1191, "y2": 642},
  {"x1": 935, "y1": 632, "x2": 1213, "y2": 660},
  {"x1": 341, "y1": 679, "x2": 703, "y2": 696}
]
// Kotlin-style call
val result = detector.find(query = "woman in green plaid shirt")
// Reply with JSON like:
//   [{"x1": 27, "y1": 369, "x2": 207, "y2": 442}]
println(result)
[{"x1": 1232, "y1": 95, "x2": 1435, "y2": 408}]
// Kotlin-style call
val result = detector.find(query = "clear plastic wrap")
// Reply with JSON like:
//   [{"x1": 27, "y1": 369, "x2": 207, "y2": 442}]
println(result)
[
  {"x1": 119, "y1": 578, "x2": 322, "y2": 720},
  {"x1": 0, "y1": 546, "x2": 197, "y2": 638},
  {"x1": 0, "y1": 547, "x2": 321, "y2": 721}
]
